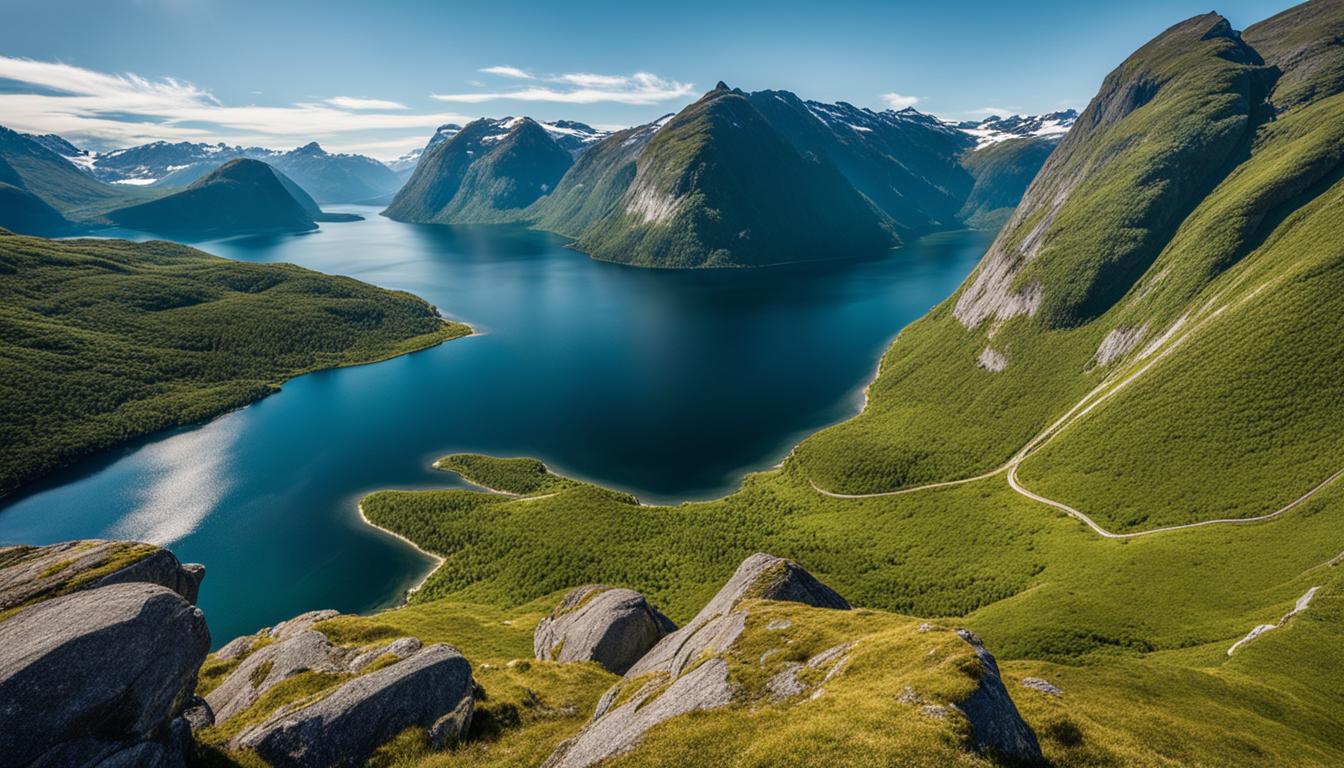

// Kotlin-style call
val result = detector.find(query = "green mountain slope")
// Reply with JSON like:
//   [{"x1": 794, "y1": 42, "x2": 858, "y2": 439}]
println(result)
[
  {"x1": 0, "y1": 232, "x2": 468, "y2": 498},
  {"x1": 526, "y1": 118, "x2": 667, "y2": 238},
  {"x1": 345, "y1": 4, "x2": 1344, "y2": 766},
  {"x1": 958, "y1": 137, "x2": 1059, "y2": 229},
  {"x1": 384, "y1": 117, "x2": 574, "y2": 224},
  {"x1": 106, "y1": 159, "x2": 318, "y2": 237},
  {"x1": 0, "y1": 157, "x2": 74, "y2": 235},
  {"x1": 0, "y1": 126, "x2": 128, "y2": 214},
  {"x1": 569, "y1": 83, "x2": 896, "y2": 267},
  {"x1": 745, "y1": 90, "x2": 975, "y2": 234}
]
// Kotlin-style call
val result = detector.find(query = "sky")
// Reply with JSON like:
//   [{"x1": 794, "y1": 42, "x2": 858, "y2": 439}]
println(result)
[{"x1": 0, "y1": 0, "x2": 1300, "y2": 160}]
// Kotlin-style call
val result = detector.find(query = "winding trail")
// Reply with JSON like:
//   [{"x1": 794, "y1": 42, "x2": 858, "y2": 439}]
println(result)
[{"x1": 810, "y1": 274, "x2": 1344, "y2": 539}]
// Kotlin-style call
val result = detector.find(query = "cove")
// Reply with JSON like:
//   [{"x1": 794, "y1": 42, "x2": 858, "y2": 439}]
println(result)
[{"x1": 0, "y1": 208, "x2": 992, "y2": 645}]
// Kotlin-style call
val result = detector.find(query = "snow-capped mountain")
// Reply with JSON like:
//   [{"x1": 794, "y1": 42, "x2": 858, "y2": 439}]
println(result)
[
  {"x1": 62, "y1": 141, "x2": 276, "y2": 185},
  {"x1": 391, "y1": 119, "x2": 609, "y2": 177},
  {"x1": 388, "y1": 124, "x2": 462, "y2": 173},
  {"x1": 956, "y1": 109, "x2": 1078, "y2": 147},
  {"x1": 21, "y1": 134, "x2": 97, "y2": 175}
]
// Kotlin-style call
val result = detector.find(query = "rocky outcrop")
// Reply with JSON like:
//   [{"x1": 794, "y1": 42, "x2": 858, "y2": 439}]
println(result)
[
  {"x1": 208, "y1": 610, "x2": 426, "y2": 723},
  {"x1": 206, "y1": 629, "x2": 349, "y2": 722},
  {"x1": 954, "y1": 629, "x2": 1044, "y2": 762},
  {"x1": 543, "y1": 658, "x2": 734, "y2": 768},
  {"x1": 545, "y1": 554, "x2": 850, "y2": 768},
  {"x1": 235, "y1": 643, "x2": 474, "y2": 768},
  {"x1": 0, "y1": 540, "x2": 205, "y2": 613},
  {"x1": 0, "y1": 582, "x2": 210, "y2": 768},
  {"x1": 625, "y1": 552, "x2": 849, "y2": 679},
  {"x1": 534, "y1": 585, "x2": 676, "y2": 674}
]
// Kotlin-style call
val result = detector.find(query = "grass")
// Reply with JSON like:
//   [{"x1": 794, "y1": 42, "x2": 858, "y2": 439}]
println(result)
[
  {"x1": 354, "y1": 6, "x2": 1344, "y2": 765},
  {"x1": 0, "y1": 232, "x2": 469, "y2": 497},
  {"x1": 433, "y1": 454, "x2": 581, "y2": 496}
]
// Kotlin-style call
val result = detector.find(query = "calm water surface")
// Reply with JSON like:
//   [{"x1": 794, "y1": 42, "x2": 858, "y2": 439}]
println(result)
[{"x1": 0, "y1": 208, "x2": 991, "y2": 644}]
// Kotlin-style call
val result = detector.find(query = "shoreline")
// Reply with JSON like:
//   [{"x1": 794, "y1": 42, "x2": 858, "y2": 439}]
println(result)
[{"x1": 356, "y1": 502, "x2": 444, "y2": 600}]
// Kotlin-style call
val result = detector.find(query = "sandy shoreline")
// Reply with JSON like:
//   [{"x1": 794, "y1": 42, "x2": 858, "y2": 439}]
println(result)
[{"x1": 356, "y1": 502, "x2": 444, "y2": 600}]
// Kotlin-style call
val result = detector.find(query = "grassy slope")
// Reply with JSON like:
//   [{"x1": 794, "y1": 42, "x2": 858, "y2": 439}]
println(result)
[
  {"x1": 105, "y1": 159, "x2": 317, "y2": 237},
  {"x1": 958, "y1": 138, "x2": 1058, "y2": 230},
  {"x1": 571, "y1": 86, "x2": 896, "y2": 267},
  {"x1": 349, "y1": 5, "x2": 1344, "y2": 766},
  {"x1": 0, "y1": 233, "x2": 468, "y2": 497}
]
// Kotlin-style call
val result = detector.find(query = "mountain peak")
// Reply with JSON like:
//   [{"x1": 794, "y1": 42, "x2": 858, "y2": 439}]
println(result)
[
  {"x1": 293, "y1": 141, "x2": 326, "y2": 156},
  {"x1": 714, "y1": 81, "x2": 731, "y2": 92}
]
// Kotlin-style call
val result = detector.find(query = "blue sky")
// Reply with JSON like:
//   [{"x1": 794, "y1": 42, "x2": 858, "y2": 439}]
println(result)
[{"x1": 0, "y1": 0, "x2": 1298, "y2": 159}]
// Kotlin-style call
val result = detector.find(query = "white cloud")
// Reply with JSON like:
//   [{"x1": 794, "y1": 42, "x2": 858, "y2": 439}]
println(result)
[
  {"x1": 324, "y1": 96, "x2": 409, "y2": 110},
  {"x1": 480, "y1": 65, "x2": 533, "y2": 79},
  {"x1": 0, "y1": 56, "x2": 472, "y2": 152},
  {"x1": 880, "y1": 92, "x2": 920, "y2": 109},
  {"x1": 434, "y1": 71, "x2": 694, "y2": 105}
]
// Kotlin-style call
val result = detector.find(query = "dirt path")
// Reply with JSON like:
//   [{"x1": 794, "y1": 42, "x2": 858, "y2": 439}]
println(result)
[{"x1": 810, "y1": 275, "x2": 1344, "y2": 539}]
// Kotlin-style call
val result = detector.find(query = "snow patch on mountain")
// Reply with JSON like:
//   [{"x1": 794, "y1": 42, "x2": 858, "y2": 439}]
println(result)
[{"x1": 957, "y1": 110, "x2": 1078, "y2": 148}]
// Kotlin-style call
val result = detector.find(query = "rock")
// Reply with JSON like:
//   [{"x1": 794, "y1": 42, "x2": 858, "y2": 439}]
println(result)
[
  {"x1": 236, "y1": 643, "x2": 474, "y2": 768},
  {"x1": 214, "y1": 635, "x2": 256, "y2": 661},
  {"x1": 543, "y1": 658, "x2": 734, "y2": 768},
  {"x1": 1021, "y1": 677, "x2": 1063, "y2": 696},
  {"x1": 181, "y1": 697, "x2": 215, "y2": 730},
  {"x1": 546, "y1": 554, "x2": 849, "y2": 768},
  {"x1": 268, "y1": 609, "x2": 339, "y2": 640},
  {"x1": 206, "y1": 629, "x2": 349, "y2": 722},
  {"x1": 0, "y1": 540, "x2": 205, "y2": 613},
  {"x1": 954, "y1": 630, "x2": 1043, "y2": 763},
  {"x1": 0, "y1": 582, "x2": 210, "y2": 768},
  {"x1": 346, "y1": 636, "x2": 422, "y2": 674},
  {"x1": 626, "y1": 553, "x2": 848, "y2": 679},
  {"x1": 534, "y1": 585, "x2": 676, "y2": 674}
]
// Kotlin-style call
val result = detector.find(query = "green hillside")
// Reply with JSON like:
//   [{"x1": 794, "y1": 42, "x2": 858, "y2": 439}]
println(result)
[
  {"x1": 0, "y1": 232, "x2": 468, "y2": 497},
  {"x1": 348, "y1": 4, "x2": 1344, "y2": 766},
  {"x1": 570, "y1": 83, "x2": 897, "y2": 267},
  {"x1": 958, "y1": 138, "x2": 1059, "y2": 229},
  {"x1": 106, "y1": 158, "x2": 318, "y2": 237},
  {"x1": 746, "y1": 89, "x2": 975, "y2": 235},
  {"x1": 0, "y1": 158, "x2": 73, "y2": 236},
  {"x1": 384, "y1": 117, "x2": 573, "y2": 224},
  {"x1": 0, "y1": 126, "x2": 133, "y2": 215}
]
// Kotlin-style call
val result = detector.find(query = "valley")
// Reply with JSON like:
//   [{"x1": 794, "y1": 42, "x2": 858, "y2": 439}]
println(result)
[{"x1": 1, "y1": 1, "x2": 1342, "y2": 766}]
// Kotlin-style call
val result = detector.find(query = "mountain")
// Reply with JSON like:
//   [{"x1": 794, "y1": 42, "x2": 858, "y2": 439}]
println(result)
[
  {"x1": 389, "y1": 119, "x2": 608, "y2": 182},
  {"x1": 956, "y1": 137, "x2": 1060, "y2": 229},
  {"x1": 0, "y1": 126, "x2": 127, "y2": 213},
  {"x1": 105, "y1": 159, "x2": 320, "y2": 237},
  {"x1": 957, "y1": 109, "x2": 1079, "y2": 147},
  {"x1": 384, "y1": 117, "x2": 576, "y2": 224},
  {"x1": 333, "y1": 5, "x2": 1344, "y2": 766},
  {"x1": 266, "y1": 142, "x2": 402, "y2": 204},
  {"x1": 0, "y1": 230, "x2": 468, "y2": 496},
  {"x1": 88, "y1": 141, "x2": 265, "y2": 185},
  {"x1": 540, "y1": 119, "x2": 610, "y2": 153},
  {"x1": 746, "y1": 91, "x2": 976, "y2": 234},
  {"x1": 0, "y1": 156, "x2": 74, "y2": 236}
]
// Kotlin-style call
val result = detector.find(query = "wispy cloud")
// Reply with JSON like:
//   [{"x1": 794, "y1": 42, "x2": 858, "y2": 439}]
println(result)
[
  {"x1": 880, "y1": 92, "x2": 920, "y2": 109},
  {"x1": 479, "y1": 65, "x2": 534, "y2": 79},
  {"x1": 434, "y1": 72, "x2": 694, "y2": 105},
  {"x1": 324, "y1": 96, "x2": 409, "y2": 110},
  {"x1": 0, "y1": 56, "x2": 470, "y2": 154}
]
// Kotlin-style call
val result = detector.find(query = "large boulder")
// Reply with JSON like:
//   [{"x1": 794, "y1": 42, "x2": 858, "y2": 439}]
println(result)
[
  {"x1": 625, "y1": 552, "x2": 849, "y2": 679},
  {"x1": 0, "y1": 582, "x2": 211, "y2": 767},
  {"x1": 0, "y1": 540, "x2": 205, "y2": 612},
  {"x1": 206, "y1": 630, "x2": 349, "y2": 722},
  {"x1": 954, "y1": 629, "x2": 1043, "y2": 763},
  {"x1": 545, "y1": 553, "x2": 850, "y2": 768},
  {"x1": 534, "y1": 585, "x2": 676, "y2": 674},
  {"x1": 543, "y1": 658, "x2": 734, "y2": 768},
  {"x1": 235, "y1": 643, "x2": 474, "y2": 768}
]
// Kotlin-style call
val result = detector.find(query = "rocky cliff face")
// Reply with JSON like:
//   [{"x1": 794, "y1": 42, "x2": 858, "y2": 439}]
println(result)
[{"x1": 0, "y1": 541, "x2": 209, "y2": 768}]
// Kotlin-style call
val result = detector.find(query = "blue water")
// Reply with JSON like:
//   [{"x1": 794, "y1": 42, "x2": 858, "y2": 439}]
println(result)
[{"x1": 0, "y1": 208, "x2": 991, "y2": 645}]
